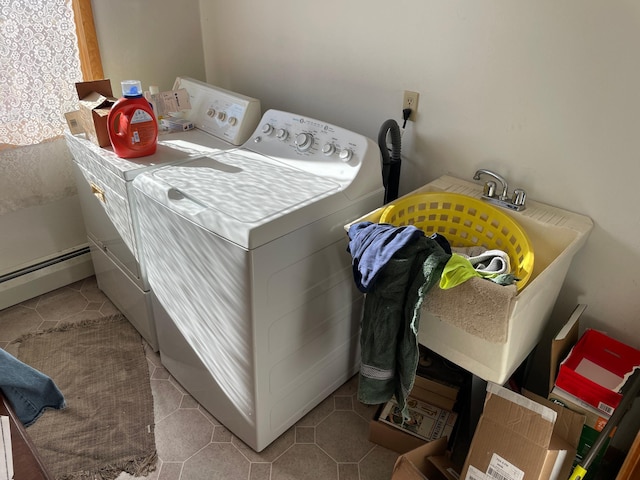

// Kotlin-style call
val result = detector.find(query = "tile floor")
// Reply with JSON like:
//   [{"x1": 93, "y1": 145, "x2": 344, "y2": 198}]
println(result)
[{"x1": 0, "y1": 276, "x2": 399, "y2": 480}]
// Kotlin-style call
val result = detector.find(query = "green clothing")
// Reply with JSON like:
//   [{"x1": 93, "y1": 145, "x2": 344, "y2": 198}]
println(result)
[
  {"x1": 358, "y1": 236, "x2": 450, "y2": 417},
  {"x1": 439, "y1": 253, "x2": 482, "y2": 289}
]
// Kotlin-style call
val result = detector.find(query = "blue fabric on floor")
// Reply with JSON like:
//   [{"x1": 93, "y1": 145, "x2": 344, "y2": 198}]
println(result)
[{"x1": 0, "y1": 348, "x2": 65, "y2": 426}]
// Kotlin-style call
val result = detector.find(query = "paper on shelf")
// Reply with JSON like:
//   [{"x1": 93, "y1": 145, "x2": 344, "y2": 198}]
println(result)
[{"x1": 0, "y1": 415, "x2": 13, "y2": 480}]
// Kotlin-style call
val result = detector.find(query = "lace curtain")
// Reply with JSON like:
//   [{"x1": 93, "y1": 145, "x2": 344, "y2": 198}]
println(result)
[
  {"x1": 0, "y1": 0, "x2": 83, "y2": 215},
  {"x1": 0, "y1": 0, "x2": 83, "y2": 148}
]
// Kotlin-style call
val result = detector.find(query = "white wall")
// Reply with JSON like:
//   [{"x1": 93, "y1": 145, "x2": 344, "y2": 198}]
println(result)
[
  {"x1": 198, "y1": 1, "x2": 640, "y2": 353},
  {"x1": 91, "y1": 0, "x2": 206, "y2": 93}
]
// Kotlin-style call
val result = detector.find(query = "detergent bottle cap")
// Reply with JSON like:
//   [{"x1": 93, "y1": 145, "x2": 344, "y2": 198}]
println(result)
[{"x1": 121, "y1": 80, "x2": 143, "y2": 98}]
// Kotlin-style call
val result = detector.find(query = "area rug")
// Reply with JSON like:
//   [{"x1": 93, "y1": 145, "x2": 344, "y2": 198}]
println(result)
[{"x1": 13, "y1": 314, "x2": 156, "y2": 480}]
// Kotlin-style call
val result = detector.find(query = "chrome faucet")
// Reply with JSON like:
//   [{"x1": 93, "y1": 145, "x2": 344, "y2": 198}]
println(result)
[
  {"x1": 473, "y1": 168, "x2": 527, "y2": 211},
  {"x1": 473, "y1": 169, "x2": 509, "y2": 201}
]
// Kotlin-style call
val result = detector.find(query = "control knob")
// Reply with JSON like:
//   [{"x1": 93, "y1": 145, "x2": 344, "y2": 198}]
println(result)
[
  {"x1": 217, "y1": 111, "x2": 227, "y2": 121},
  {"x1": 276, "y1": 128, "x2": 288, "y2": 141},
  {"x1": 206, "y1": 108, "x2": 216, "y2": 118},
  {"x1": 322, "y1": 143, "x2": 335, "y2": 156},
  {"x1": 339, "y1": 148, "x2": 353, "y2": 162},
  {"x1": 295, "y1": 133, "x2": 314, "y2": 151},
  {"x1": 262, "y1": 124, "x2": 274, "y2": 135},
  {"x1": 228, "y1": 116, "x2": 237, "y2": 126}
]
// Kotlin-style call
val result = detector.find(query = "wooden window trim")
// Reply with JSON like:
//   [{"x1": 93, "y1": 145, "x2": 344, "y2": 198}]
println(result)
[{"x1": 71, "y1": 0, "x2": 103, "y2": 81}]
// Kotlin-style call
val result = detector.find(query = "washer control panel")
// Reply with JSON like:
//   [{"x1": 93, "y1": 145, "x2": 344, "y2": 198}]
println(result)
[
  {"x1": 245, "y1": 109, "x2": 378, "y2": 186},
  {"x1": 173, "y1": 77, "x2": 261, "y2": 146}
]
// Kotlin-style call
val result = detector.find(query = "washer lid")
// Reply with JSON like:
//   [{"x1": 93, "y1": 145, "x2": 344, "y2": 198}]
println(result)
[{"x1": 148, "y1": 149, "x2": 342, "y2": 224}]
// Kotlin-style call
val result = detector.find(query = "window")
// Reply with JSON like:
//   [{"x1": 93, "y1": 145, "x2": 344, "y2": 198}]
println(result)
[
  {"x1": 0, "y1": 0, "x2": 103, "y2": 215},
  {"x1": 0, "y1": 0, "x2": 102, "y2": 149},
  {"x1": 71, "y1": 0, "x2": 103, "y2": 82}
]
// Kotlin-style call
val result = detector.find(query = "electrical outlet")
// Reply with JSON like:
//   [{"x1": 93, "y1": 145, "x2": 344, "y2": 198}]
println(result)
[{"x1": 402, "y1": 90, "x2": 419, "y2": 121}]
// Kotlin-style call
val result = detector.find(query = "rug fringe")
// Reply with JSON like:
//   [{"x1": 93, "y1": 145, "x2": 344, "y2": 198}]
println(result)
[
  {"x1": 10, "y1": 313, "x2": 128, "y2": 345},
  {"x1": 57, "y1": 451, "x2": 158, "y2": 480}
]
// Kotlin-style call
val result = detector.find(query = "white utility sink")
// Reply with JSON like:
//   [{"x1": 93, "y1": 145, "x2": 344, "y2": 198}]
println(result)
[{"x1": 351, "y1": 174, "x2": 593, "y2": 384}]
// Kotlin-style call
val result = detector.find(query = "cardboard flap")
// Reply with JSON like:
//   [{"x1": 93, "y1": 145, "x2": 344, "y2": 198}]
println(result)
[
  {"x1": 485, "y1": 383, "x2": 556, "y2": 447},
  {"x1": 549, "y1": 304, "x2": 585, "y2": 394},
  {"x1": 393, "y1": 457, "x2": 429, "y2": 480},
  {"x1": 391, "y1": 438, "x2": 460, "y2": 480},
  {"x1": 80, "y1": 91, "x2": 115, "y2": 111},
  {"x1": 413, "y1": 375, "x2": 459, "y2": 401},
  {"x1": 427, "y1": 455, "x2": 460, "y2": 480},
  {"x1": 392, "y1": 437, "x2": 448, "y2": 479},
  {"x1": 464, "y1": 415, "x2": 549, "y2": 477},
  {"x1": 523, "y1": 390, "x2": 585, "y2": 449},
  {"x1": 401, "y1": 436, "x2": 448, "y2": 468},
  {"x1": 75, "y1": 79, "x2": 113, "y2": 100}
]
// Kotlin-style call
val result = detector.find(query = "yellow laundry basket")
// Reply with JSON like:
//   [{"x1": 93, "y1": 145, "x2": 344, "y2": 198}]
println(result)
[{"x1": 380, "y1": 192, "x2": 534, "y2": 290}]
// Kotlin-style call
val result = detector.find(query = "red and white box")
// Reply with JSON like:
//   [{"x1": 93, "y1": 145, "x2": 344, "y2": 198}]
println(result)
[{"x1": 555, "y1": 328, "x2": 640, "y2": 416}]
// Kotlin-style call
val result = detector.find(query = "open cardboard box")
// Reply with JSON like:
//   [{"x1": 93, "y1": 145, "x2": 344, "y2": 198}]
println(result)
[
  {"x1": 461, "y1": 383, "x2": 584, "y2": 480},
  {"x1": 554, "y1": 326, "x2": 640, "y2": 416},
  {"x1": 369, "y1": 375, "x2": 460, "y2": 454},
  {"x1": 546, "y1": 304, "x2": 626, "y2": 475},
  {"x1": 392, "y1": 437, "x2": 460, "y2": 480},
  {"x1": 65, "y1": 79, "x2": 116, "y2": 147}
]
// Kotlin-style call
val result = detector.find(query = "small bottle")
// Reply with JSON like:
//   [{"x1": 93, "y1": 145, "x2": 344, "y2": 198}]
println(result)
[
  {"x1": 107, "y1": 80, "x2": 158, "y2": 158},
  {"x1": 144, "y1": 85, "x2": 162, "y2": 122}
]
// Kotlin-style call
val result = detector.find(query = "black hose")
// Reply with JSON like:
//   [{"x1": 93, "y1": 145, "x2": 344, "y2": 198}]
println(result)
[{"x1": 378, "y1": 119, "x2": 402, "y2": 204}]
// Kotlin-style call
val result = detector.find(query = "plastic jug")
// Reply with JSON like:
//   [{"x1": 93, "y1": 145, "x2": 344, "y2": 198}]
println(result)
[{"x1": 107, "y1": 80, "x2": 158, "y2": 158}]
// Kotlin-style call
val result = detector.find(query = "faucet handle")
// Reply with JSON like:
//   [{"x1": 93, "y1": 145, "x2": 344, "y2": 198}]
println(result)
[
  {"x1": 512, "y1": 188, "x2": 527, "y2": 207},
  {"x1": 483, "y1": 181, "x2": 496, "y2": 198}
]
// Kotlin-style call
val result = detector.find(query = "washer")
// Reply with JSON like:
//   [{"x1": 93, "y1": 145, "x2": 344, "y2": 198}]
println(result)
[
  {"x1": 67, "y1": 77, "x2": 260, "y2": 350},
  {"x1": 132, "y1": 109, "x2": 384, "y2": 451}
]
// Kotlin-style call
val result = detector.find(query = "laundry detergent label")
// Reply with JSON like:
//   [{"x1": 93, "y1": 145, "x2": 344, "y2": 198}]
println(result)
[{"x1": 131, "y1": 108, "x2": 154, "y2": 124}]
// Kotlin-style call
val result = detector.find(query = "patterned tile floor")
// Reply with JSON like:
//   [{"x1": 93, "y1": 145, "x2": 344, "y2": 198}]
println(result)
[{"x1": 0, "y1": 277, "x2": 399, "y2": 480}]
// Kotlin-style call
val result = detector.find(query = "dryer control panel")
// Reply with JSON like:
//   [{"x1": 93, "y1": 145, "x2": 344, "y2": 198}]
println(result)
[
  {"x1": 245, "y1": 109, "x2": 381, "y2": 197},
  {"x1": 173, "y1": 77, "x2": 261, "y2": 146}
]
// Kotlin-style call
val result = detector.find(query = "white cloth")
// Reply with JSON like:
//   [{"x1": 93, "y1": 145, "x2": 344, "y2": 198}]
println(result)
[{"x1": 451, "y1": 246, "x2": 511, "y2": 276}]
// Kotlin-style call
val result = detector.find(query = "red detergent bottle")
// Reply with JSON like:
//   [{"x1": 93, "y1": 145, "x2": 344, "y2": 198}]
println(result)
[{"x1": 107, "y1": 80, "x2": 158, "y2": 158}]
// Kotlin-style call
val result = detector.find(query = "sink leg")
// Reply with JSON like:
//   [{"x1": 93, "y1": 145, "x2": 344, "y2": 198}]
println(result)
[{"x1": 450, "y1": 374, "x2": 487, "y2": 465}]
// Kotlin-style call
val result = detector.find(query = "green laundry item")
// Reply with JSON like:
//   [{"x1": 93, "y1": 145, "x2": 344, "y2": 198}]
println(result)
[
  {"x1": 488, "y1": 273, "x2": 519, "y2": 286},
  {"x1": 358, "y1": 236, "x2": 450, "y2": 419},
  {"x1": 439, "y1": 253, "x2": 482, "y2": 289}
]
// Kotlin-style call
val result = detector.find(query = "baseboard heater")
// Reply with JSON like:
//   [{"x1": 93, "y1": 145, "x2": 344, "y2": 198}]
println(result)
[
  {"x1": 0, "y1": 246, "x2": 90, "y2": 284},
  {"x1": 0, "y1": 245, "x2": 94, "y2": 310}
]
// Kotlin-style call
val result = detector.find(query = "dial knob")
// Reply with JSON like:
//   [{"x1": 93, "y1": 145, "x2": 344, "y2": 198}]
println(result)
[
  {"x1": 262, "y1": 124, "x2": 274, "y2": 135},
  {"x1": 228, "y1": 116, "x2": 237, "y2": 126},
  {"x1": 295, "y1": 133, "x2": 314, "y2": 151},
  {"x1": 206, "y1": 108, "x2": 216, "y2": 118},
  {"x1": 339, "y1": 148, "x2": 353, "y2": 162},
  {"x1": 276, "y1": 128, "x2": 288, "y2": 141},
  {"x1": 217, "y1": 111, "x2": 226, "y2": 121},
  {"x1": 322, "y1": 143, "x2": 335, "y2": 156}
]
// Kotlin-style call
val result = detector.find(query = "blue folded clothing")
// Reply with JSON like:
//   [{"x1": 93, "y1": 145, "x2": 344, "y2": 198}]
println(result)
[
  {"x1": 347, "y1": 221, "x2": 425, "y2": 292},
  {"x1": 0, "y1": 348, "x2": 65, "y2": 426}
]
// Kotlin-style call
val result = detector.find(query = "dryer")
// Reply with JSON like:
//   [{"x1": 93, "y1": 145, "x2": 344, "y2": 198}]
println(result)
[
  {"x1": 132, "y1": 109, "x2": 384, "y2": 451},
  {"x1": 67, "y1": 78, "x2": 260, "y2": 350}
]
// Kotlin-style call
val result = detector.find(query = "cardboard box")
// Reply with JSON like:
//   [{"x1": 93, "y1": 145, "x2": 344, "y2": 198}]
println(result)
[
  {"x1": 548, "y1": 304, "x2": 585, "y2": 395},
  {"x1": 555, "y1": 328, "x2": 640, "y2": 416},
  {"x1": 66, "y1": 79, "x2": 116, "y2": 147},
  {"x1": 378, "y1": 396, "x2": 457, "y2": 444},
  {"x1": 369, "y1": 375, "x2": 459, "y2": 454},
  {"x1": 548, "y1": 387, "x2": 609, "y2": 432},
  {"x1": 547, "y1": 305, "x2": 610, "y2": 479},
  {"x1": 392, "y1": 437, "x2": 460, "y2": 480},
  {"x1": 461, "y1": 383, "x2": 584, "y2": 480},
  {"x1": 410, "y1": 374, "x2": 459, "y2": 411}
]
